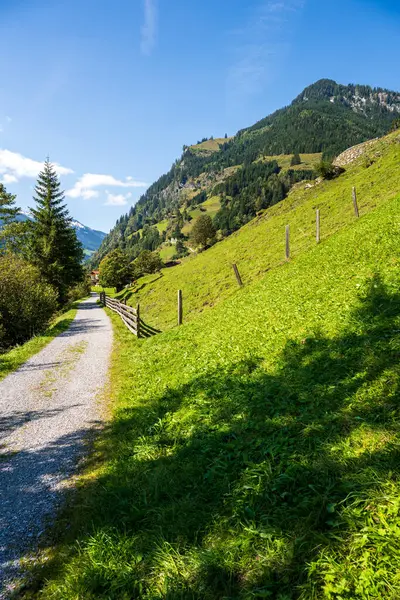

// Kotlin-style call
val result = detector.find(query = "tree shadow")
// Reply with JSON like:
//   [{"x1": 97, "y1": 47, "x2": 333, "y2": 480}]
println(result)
[
  {"x1": 18, "y1": 275, "x2": 400, "y2": 599},
  {"x1": 0, "y1": 405, "x2": 84, "y2": 445},
  {"x1": 0, "y1": 422, "x2": 102, "y2": 594}
]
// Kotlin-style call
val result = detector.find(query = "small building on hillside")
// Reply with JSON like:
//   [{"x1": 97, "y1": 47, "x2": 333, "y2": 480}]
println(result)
[{"x1": 90, "y1": 270, "x2": 100, "y2": 284}]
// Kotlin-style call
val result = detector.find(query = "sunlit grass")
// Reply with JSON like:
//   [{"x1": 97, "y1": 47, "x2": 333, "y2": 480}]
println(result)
[
  {"x1": 122, "y1": 131, "x2": 400, "y2": 332},
  {"x1": 24, "y1": 192, "x2": 400, "y2": 599}
]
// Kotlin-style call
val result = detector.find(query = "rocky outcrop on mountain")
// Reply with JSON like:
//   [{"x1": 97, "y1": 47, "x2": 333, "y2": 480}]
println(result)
[{"x1": 333, "y1": 139, "x2": 378, "y2": 167}]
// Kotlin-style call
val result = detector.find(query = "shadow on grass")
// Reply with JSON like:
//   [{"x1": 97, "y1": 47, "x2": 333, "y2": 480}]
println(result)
[
  {"x1": 20, "y1": 275, "x2": 400, "y2": 599},
  {"x1": 139, "y1": 318, "x2": 162, "y2": 338}
]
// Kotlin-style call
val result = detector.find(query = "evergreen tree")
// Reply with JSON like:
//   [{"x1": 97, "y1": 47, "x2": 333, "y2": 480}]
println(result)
[
  {"x1": 390, "y1": 118, "x2": 400, "y2": 132},
  {"x1": 0, "y1": 183, "x2": 18, "y2": 224},
  {"x1": 290, "y1": 153, "x2": 301, "y2": 166},
  {"x1": 29, "y1": 159, "x2": 83, "y2": 302}
]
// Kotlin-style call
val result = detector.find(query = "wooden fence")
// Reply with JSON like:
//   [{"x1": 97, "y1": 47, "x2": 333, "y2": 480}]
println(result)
[
  {"x1": 100, "y1": 292, "x2": 140, "y2": 337},
  {"x1": 99, "y1": 292, "x2": 161, "y2": 338},
  {"x1": 99, "y1": 186, "x2": 363, "y2": 332}
]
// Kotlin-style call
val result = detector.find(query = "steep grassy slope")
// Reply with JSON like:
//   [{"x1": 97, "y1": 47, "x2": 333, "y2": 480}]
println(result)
[
  {"x1": 27, "y1": 191, "x2": 400, "y2": 599},
  {"x1": 92, "y1": 79, "x2": 400, "y2": 267},
  {"x1": 118, "y1": 131, "x2": 400, "y2": 332}
]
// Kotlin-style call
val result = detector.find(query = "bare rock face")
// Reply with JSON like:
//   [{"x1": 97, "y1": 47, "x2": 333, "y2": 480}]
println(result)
[{"x1": 333, "y1": 139, "x2": 378, "y2": 167}]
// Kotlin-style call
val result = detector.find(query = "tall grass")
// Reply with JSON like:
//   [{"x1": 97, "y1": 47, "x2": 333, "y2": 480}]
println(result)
[
  {"x1": 119, "y1": 131, "x2": 400, "y2": 332},
  {"x1": 25, "y1": 195, "x2": 400, "y2": 599}
]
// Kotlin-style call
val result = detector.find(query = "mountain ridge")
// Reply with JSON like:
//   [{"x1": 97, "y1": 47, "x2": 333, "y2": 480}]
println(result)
[
  {"x1": 92, "y1": 78, "x2": 400, "y2": 267},
  {"x1": 16, "y1": 211, "x2": 106, "y2": 257}
]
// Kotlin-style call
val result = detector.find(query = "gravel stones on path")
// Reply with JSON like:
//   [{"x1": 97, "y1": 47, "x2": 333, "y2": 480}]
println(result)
[{"x1": 0, "y1": 294, "x2": 113, "y2": 598}]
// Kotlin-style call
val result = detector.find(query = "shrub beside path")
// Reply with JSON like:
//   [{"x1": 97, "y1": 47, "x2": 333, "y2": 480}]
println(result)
[{"x1": 0, "y1": 294, "x2": 112, "y2": 598}]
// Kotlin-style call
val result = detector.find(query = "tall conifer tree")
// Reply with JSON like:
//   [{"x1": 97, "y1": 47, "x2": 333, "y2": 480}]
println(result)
[
  {"x1": 29, "y1": 159, "x2": 83, "y2": 302},
  {"x1": 0, "y1": 183, "x2": 18, "y2": 224}
]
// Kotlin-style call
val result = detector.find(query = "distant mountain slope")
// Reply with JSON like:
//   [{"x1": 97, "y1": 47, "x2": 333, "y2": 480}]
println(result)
[
  {"x1": 92, "y1": 78, "x2": 400, "y2": 266},
  {"x1": 16, "y1": 211, "x2": 106, "y2": 257},
  {"x1": 70, "y1": 219, "x2": 107, "y2": 254}
]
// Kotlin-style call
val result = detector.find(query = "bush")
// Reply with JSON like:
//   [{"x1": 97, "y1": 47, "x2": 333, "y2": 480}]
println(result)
[
  {"x1": 173, "y1": 240, "x2": 189, "y2": 259},
  {"x1": 68, "y1": 278, "x2": 92, "y2": 302},
  {"x1": 316, "y1": 160, "x2": 345, "y2": 180},
  {"x1": 0, "y1": 254, "x2": 58, "y2": 350}
]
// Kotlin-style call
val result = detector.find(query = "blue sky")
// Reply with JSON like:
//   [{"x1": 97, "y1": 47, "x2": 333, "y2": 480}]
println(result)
[{"x1": 0, "y1": 0, "x2": 399, "y2": 233}]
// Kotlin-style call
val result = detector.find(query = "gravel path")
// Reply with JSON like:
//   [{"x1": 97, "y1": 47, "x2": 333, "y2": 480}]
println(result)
[{"x1": 0, "y1": 294, "x2": 112, "y2": 598}]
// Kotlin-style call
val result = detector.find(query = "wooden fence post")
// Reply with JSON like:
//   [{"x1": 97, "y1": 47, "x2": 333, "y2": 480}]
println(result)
[
  {"x1": 352, "y1": 186, "x2": 359, "y2": 218},
  {"x1": 136, "y1": 304, "x2": 140, "y2": 338},
  {"x1": 177, "y1": 290, "x2": 183, "y2": 326},
  {"x1": 232, "y1": 263, "x2": 243, "y2": 287},
  {"x1": 285, "y1": 225, "x2": 290, "y2": 260},
  {"x1": 316, "y1": 209, "x2": 320, "y2": 244}
]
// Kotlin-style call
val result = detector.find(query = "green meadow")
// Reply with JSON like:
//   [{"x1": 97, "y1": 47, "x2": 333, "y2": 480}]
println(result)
[
  {"x1": 118, "y1": 131, "x2": 400, "y2": 333},
  {"x1": 22, "y1": 131, "x2": 400, "y2": 599}
]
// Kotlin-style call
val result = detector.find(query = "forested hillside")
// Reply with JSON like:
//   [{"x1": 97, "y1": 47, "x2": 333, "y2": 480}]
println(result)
[{"x1": 91, "y1": 79, "x2": 400, "y2": 267}]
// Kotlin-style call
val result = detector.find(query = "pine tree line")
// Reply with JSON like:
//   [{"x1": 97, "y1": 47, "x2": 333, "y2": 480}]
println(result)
[{"x1": 0, "y1": 159, "x2": 85, "y2": 348}]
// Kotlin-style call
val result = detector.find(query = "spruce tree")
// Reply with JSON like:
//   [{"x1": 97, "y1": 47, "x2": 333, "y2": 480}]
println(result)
[
  {"x1": 290, "y1": 153, "x2": 301, "y2": 166},
  {"x1": 29, "y1": 159, "x2": 83, "y2": 303},
  {"x1": 0, "y1": 183, "x2": 18, "y2": 224}
]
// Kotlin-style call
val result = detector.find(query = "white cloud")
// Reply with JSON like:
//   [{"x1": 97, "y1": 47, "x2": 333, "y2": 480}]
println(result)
[
  {"x1": 141, "y1": 0, "x2": 157, "y2": 56},
  {"x1": 2, "y1": 174, "x2": 18, "y2": 184},
  {"x1": 0, "y1": 149, "x2": 73, "y2": 184},
  {"x1": 104, "y1": 192, "x2": 132, "y2": 206},
  {"x1": 66, "y1": 173, "x2": 147, "y2": 200}
]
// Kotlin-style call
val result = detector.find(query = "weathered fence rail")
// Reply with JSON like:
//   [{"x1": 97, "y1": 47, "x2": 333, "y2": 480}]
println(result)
[{"x1": 100, "y1": 292, "x2": 141, "y2": 337}]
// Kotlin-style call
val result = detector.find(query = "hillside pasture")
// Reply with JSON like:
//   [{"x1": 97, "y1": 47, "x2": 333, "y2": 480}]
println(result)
[{"x1": 120, "y1": 132, "x2": 400, "y2": 332}]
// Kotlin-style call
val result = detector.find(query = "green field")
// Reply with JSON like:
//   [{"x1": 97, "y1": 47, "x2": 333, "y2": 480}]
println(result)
[
  {"x1": 159, "y1": 243, "x2": 176, "y2": 261},
  {"x1": 120, "y1": 132, "x2": 400, "y2": 332},
  {"x1": 26, "y1": 193, "x2": 400, "y2": 599},
  {"x1": 190, "y1": 137, "x2": 232, "y2": 153},
  {"x1": 155, "y1": 219, "x2": 169, "y2": 233},
  {"x1": 91, "y1": 285, "x2": 116, "y2": 295},
  {"x1": 181, "y1": 196, "x2": 221, "y2": 235},
  {"x1": 261, "y1": 152, "x2": 322, "y2": 170},
  {"x1": 21, "y1": 131, "x2": 400, "y2": 599}
]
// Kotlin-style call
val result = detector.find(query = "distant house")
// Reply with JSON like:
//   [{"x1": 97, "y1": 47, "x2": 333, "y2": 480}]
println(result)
[{"x1": 90, "y1": 270, "x2": 100, "y2": 284}]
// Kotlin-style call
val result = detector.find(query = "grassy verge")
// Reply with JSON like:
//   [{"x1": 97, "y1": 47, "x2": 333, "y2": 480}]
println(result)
[
  {"x1": 91, "y1": 285, "x2": 116, "y2": 295},
  {"x1": 22, "y1": 196, "x2": 400, "y2": 599},
  {"x1": 0, "y1": 303, "x2": 80, "y2": 382}
]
